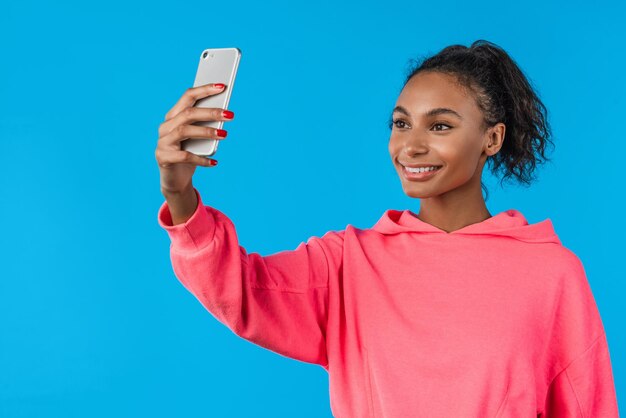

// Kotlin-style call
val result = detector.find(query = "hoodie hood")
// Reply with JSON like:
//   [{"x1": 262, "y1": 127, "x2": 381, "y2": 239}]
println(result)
[{"x1": 372, "y1": 208, "x2": 561, "y2": 244}]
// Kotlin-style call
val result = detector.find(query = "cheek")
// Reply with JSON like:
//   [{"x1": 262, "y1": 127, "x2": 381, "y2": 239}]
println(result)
[
  {"x1": 434, "y1": 142, "x2": 477, "y2": 177},
  {"x1": 388, "y1": 136, "x2": 401, "y2": 156}
]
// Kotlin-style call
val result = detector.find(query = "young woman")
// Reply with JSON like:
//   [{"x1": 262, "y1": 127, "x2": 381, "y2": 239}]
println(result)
[{"x1": 155, "y1": 40, "x2": 619, "y2": 417}]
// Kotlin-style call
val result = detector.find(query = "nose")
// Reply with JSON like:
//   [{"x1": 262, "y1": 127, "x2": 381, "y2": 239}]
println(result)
[{"x1": 402, "y1": 135, "x2": 429, "y2": 157}]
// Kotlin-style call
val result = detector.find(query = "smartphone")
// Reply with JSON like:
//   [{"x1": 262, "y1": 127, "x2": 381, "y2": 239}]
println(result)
[{"x1": 181, "y1": 47, "x2": 242, "y2": 157}]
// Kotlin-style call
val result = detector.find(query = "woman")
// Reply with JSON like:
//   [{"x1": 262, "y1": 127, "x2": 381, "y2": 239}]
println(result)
[{"x1": 155, "y1": 40, "x2": 619, "y2": 417}]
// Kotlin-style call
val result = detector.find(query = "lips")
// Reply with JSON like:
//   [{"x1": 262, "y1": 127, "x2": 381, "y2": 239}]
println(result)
[
  {"x1": 400, "y1": 163, "x2": 443, "y2": 168},
  {"x1": 400, "y1": 164, "x2": 443, "y2": 181}
]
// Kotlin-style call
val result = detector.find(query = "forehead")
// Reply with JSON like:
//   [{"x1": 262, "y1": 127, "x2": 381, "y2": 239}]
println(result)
[{"x1": 397, "y1": 71, "x2": 478, "y2": 116}]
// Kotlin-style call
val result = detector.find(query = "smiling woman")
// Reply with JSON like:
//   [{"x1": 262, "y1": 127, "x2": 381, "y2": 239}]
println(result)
[
  {"x1": 386, "y1": 41, "x2": 556, "y2": 235},
  {"x1": 157, "y1": 40, "x2": 619, "y2": 418}
]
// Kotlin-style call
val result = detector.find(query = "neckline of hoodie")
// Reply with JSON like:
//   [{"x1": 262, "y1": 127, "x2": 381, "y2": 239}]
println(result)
[{"x1": 404, "y1": 209, "x2": 512, "y2": 235}]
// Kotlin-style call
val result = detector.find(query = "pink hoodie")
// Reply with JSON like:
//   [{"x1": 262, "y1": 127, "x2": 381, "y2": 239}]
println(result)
[{"x1": 158, "y1": 187, "x2": 619, "y2": 417}]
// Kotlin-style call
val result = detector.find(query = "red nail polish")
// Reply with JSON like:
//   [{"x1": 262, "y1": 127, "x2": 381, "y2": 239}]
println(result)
[
  {"x1": 214, "y1": 83, "x2": 225, "y2": 89},
  {"x1": 216, "y1": 129, "x2": 227, "y2": 137},
  {"x1": 222, "y1": 110, "x2": 234, "y2": 119}
]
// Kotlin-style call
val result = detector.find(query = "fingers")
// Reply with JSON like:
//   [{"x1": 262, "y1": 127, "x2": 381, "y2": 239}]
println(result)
[
  {"x1": 164, "y1": 83, "x2": 226, "y2": 122},
  {"x1": 155, "y1": 148, "x2": 218, "y2": 168},
  {"x1": 159, "y1": 106, "x2": 234, "y2": 138},
  {"x1": 159, "y1": 124, "x2": 227, "y2": 148},
  {"x1": 156, "y1": 83, "x2": 232, "y2": 171}
]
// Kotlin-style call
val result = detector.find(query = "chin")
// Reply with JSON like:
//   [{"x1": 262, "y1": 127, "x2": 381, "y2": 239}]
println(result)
[
  {"x1": 400, "y1": 181, "x2": 444, "y2": 199},
  {"x1": 401, "y1": 185, "x2": 431, "y2": 199}
]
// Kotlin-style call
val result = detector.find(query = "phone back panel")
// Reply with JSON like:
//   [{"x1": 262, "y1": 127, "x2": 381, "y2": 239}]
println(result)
[{"x1": 182, "y1": 47, "x2": 241, "y2": 157}]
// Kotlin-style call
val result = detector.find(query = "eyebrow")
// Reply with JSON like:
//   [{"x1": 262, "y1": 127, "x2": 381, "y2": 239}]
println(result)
[{"x1": 392, "y1": 105, "x2": 463, "y2": 120}]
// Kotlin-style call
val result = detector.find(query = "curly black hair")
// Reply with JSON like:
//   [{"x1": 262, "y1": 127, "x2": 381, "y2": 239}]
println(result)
[{"x1": 391, "y1": 40, "x2": 555, "y2": 201}]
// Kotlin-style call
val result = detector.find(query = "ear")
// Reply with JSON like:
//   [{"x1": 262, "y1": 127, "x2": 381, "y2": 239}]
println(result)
[{"x1": 485, "y1": 122, "x2": 506, "y2": 156}]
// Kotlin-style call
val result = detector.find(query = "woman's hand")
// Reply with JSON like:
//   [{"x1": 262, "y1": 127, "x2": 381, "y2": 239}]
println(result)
[{"x1": 155, "y1": 82, "x2": 234, "y2": 195}]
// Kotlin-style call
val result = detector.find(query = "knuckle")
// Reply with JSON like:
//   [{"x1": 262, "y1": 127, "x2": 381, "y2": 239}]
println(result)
[
  {"x1": 182, "y1": 106, "x2": 194, "y2": 118},
  {"x1": 182, "y1": 152, "x2": 194, "y2": 162},
  {"x1": 171, "y1": 152, "x2": 184, "y2": 164},
  {"x1": 173, "y1": 152, "x2": 186, "y2": 163},
  {"x1": 175, "y1": 124, "x2": 187, "y2": 137},
  {"x1": 155, "y1": 150, "x2": 170, "y2": 167}
]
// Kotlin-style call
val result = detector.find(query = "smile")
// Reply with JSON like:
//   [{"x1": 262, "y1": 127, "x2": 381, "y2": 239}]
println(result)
[{"x1": 401, "y1": 164, "x2": 443, "y2": 181}]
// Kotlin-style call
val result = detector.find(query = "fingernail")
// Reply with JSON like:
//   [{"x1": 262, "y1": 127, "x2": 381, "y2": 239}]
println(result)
[
  {"x1": 216, "y1": 129, "x2": 227, "y2": 138},
  {"x1": 209, "y1": 159, "x2": 218, "y2": 166},
  {"x1": 214, "y1": 83, "x2": 225, "y2": 89},
  {"x1": 222, "y1": 110, "x2": 234, "y2": 119}
]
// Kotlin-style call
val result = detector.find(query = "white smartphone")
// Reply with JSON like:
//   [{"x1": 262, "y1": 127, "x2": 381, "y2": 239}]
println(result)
[{"x1": 181, "y1": 47, "x2": 242, "y2": 157}]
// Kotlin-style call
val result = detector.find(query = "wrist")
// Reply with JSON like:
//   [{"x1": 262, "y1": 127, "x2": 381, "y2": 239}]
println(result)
[
  {"x1": 161, "y1": 181, "x2": 193, "y2": 196},
  {"x1": 164, "y1": 186, "x2": 198, "y2": 226}
]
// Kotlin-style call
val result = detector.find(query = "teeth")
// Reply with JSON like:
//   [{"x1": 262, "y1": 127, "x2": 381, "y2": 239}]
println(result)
[{"x1": 405, "y1": 166, "x2": 440, "y2": 173}]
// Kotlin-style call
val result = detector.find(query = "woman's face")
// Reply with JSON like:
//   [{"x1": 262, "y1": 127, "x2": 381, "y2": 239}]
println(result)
[{"x1": 388, "y1": 71, "x2": 504, "y2": 199}]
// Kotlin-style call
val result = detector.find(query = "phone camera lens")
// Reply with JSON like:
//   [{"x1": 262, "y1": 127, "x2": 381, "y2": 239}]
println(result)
[{"x1": 202, "y1": 51, "x2": 208, "y2": 59}]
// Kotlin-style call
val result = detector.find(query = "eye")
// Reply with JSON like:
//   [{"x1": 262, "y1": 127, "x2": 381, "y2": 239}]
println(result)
[
  {"x1": 389, "y1": 119, "x2": 452, "y2": 131},
  {"x1": 389, "y1": 118, "x2": 409, "y2": 130},
  {"x1": 432, "y1": 123, "x2": 452, "y2": 131}
]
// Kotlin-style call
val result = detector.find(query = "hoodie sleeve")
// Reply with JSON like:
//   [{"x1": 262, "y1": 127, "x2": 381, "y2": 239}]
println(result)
[
  {"x1": 539, "y1": 252, "x2": 619, "y2": 417},
  {"x1": 157, "y1": 187, "x2": 344, "y2": 368},
  {"x1": 542, "y1": 331, "x2": 619, "y2": 417}
]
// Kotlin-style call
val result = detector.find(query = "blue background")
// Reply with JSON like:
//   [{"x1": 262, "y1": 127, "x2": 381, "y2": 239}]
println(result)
[{"x1": 1, "y1": 0, "x2": 624, "y2": 416}]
